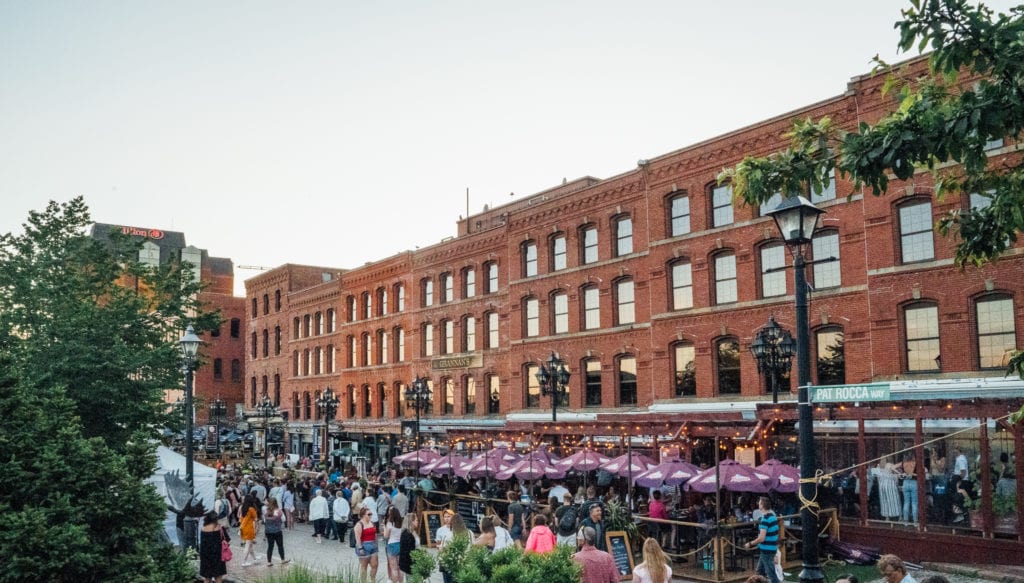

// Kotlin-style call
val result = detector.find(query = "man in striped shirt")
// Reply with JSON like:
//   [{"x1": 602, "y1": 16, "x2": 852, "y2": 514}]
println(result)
[{"x1": 744, "y1": 496, "x2": 780, "y2": 583}]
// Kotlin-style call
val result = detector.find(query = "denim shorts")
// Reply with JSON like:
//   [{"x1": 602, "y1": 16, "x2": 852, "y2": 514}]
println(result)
[
  {"x1": 357, "y1": 541, "x2": 378, "y2": 558},
  {"x1": 386, "y1": 542, "x2": 401, "y2": 556}
]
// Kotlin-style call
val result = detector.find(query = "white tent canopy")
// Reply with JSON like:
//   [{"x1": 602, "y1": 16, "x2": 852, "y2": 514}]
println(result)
[{"x1": 145, "y1": 445, "x2": 217, "y2": 544}]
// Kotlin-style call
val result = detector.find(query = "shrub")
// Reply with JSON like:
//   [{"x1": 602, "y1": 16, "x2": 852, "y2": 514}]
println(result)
[{"x1": 409, "y1": 547, "x2": 436, "y2": 583}]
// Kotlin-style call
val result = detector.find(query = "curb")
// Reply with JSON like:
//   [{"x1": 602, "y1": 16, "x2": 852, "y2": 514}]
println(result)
[{"x1": 922, "y1": 562, "x2": 1024, "y2": 583}]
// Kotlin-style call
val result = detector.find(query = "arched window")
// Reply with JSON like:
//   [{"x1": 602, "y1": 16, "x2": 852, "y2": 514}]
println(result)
[
  {"x1": 710, "y1": 182, "x2": 734, "y2": 227},
  {"x1": 464, "y1": 376, "x2": 476, "y2": 415},
  {"x1": 441, "y1": 319, "x2": 454, "y2": 354},
  {"x1": 550, "y1": 233, "x2": 567, "y2": 271},
  {"x1": 303, "y1": 314, "x2": 312, "y2": 337},
  {"x1": 815, "y1": 327, "x2": 845, "y2": 386},
  {"x1": 250, "y1": 377, "x2": 257, "y2": 404},
  {"x1": 231, "y1": 359, "x2": 241, "y2": 381},
  {"x1": 443, "y1": 378, "x2": 455, "y2": 414},
  {"x1": 347, "y1": 385, "x2": 356, "y2": 418},
  {"x1": 394, "y1": 327, "x2": 405, "y2": 362},
  {"x1": 303, "y1": 392, "x2": 312, "y2": 420},
  {"x1": 421, "y1": 278, "x2": 434, "y2": 307},
  {"x1": 377, "y1": 383, "x2": 387, "y2": 419},
  {"x1": 326, "y1": 345, "x2": 335, "y2": 373},
  {"x1": 363, "y1": 384, "x2": 372, "y2": 417},
  {"x1": 551, "y1": 291, "x2": 569, "y2": 334},
  {"x1": 274, "y1": 289, "x2": 281, "y2": 311},
  {"x1": 579, "y1": 225, "x2": 598, "y2": 265},
  {"x1": 314, "y1": 311, "x2": 323, "y2": 335},
  {"x1": 712, "y1": 251, "x2": 737, "y2": 305},
  {"x1": 898, "y1": 198, "x2": 935, "y2": 263},
  {"x1": 347, "y1": 335, "x2": 356, "y2": 368},
  {"x1": 716, "y1": 338, "x2": 741, "y2": 394},
  {"x1": 487, "y1": 375, "x2": 501, "y2": 414},
  {"x1": 250, "y1": 332, "x2": 257, "y2": 359},
  {"x1": 213, "y1": 358, "x2": 223, "y2": 380},
  {"x1": 377, "y1": 329, "x2": 388, "y2": 364},
  {"x1": 262, "y1": 294, "x2": 269, "y2": 315},
  {"x1": 361, "y1": 292, "x2": 371, "y2": 320},
  {"x1": 292, "y1": 351, "x2": 299, "y2": 376},
  {"x1": 303, "y1": 349, "x2": 311, "y2": 375},
  {"x1": 262, "y1": 328, "x2": 269, "y2": 357},
  {"x1": 463, "y1": 316, "x2": 476, "y2": 352},
  {"x1": 274, "y1": 326, "x2": 281, "y2": 355},
  {"x1": 441, "y1": 273, "x2": 454, "y2": 303},
  {"x1": 292, "y1": 394, "x2": 300, "y2": 420},
  {"x1": 376, "y1": 287, "x2": 388, "y2": 316},
  {"x1": 614, "y1": 278, "x2": 635, "y2": 325},
  {"x1": 362, "y1": 332, "x2": 371, "y2": 366},
  {"x1": 617, "y1": 355, "x2": 637, "y2": 405},
  {"x1": 463, "y1": 267, "x2": 477, "y2": 298},
  {"x1": 394, "y1": 282, "x2": 406, "y2": 312},
  {"x1": 293, "y1": 317, "x2": 300, "y2": 338},
  {"x1": 230, "y1": 318, "x2": 240, "y2": 338},
  {"x1": 314, "y1": 346, "x2": 323, "y2": 374},
  {"x1": 347, "y1": 295, "x2": 356, "y2": 322},
  {"x1": 583, "y1": 359, "x2": 602, "y2": 407},
  {"x1": 581, "y1": 285, "x2": 600, "y2": 330},
  {"x1": 273, "y1": 374, "x2": 281, "y2": 405},
  {"x1": 523, "y1": 297, "x2": 539, "y2": 337},
  {"x1": 812, "y1": 230, "x2": 841, "y2": 289},
  {"x1": 669, "y1": 259, "x2": 693, "y2": 310},
  {"x1": 485, "y1": 261, "x2": 499, "y2": 294},
  {"x1": 672, "y1": 343, "x2": 696, "y2": 397},
  {"x1": 759, "y1": 242, "x2": 786, "y2": 298},
  {"x1": 485, "y1": 311, "x2": 499, "y2": 349},
  {"x1": 422, "y1": 323, "x2": 434, "y2": 357},
  {"x1": 522, "y1": 240, "x2": 538, "y2": 277}
]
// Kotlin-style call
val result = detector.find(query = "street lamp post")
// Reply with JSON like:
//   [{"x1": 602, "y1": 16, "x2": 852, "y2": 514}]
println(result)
[
  {"x1": 405, "y1": 376, "x2": 432, "y2": 463},
  {"x1": 178, "y1": 324, "x2": 201, "y2": 551},
  {"x1": 766, "y1": 195, "x2": 826, "y2": 583},
  {"x1": 750, "y1": 315, "x2": 795, "y2": 404},
  {"x1": 210, "y1": 397, "x2": 227, "y2": 453},
  {"x1": 255, "y1": 393, "x2": 277, "y2": 460},
  {"x1": 316, "y1": 387, "x2": 339, "y2": 469},
  {"x1": 536, "y1": 352, "x2": 571, "y2": 422}
]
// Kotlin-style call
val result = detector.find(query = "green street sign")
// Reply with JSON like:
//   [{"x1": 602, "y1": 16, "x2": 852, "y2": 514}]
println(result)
[{"x1": 810, "y1": 383, "x2": 890, "y2": 403}]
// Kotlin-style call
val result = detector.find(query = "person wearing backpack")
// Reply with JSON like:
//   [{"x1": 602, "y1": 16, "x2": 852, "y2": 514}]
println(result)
[{"x1": 554, "y1": 492, "x2": 579, "y2": 546}]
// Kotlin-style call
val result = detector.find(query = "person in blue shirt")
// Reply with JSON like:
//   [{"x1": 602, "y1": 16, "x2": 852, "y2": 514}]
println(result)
[{"x1": 743, "y1": 496, "x2": 780, "y2": 583}]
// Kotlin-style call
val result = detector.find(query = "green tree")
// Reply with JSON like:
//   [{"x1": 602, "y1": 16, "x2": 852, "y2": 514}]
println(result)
[
  {"x1": 0, "y1": 351, "x2": 195, "y2": 582},
  {"x1": 0, "y1": 197, "x2": 219, "y2": 451},
  {"x1": 721, "y1": 0, "x2": 1024, "y2": 382}
]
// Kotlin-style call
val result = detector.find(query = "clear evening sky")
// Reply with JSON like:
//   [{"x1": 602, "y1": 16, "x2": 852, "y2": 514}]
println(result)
[{"x1": 2, "y1": 1, "x2": 1016, "y2": 296}]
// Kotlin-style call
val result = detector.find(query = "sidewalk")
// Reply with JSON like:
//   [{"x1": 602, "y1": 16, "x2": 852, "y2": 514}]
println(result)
[{"x1": 221, "y1": 520, "x2": 443, "y2": 583}]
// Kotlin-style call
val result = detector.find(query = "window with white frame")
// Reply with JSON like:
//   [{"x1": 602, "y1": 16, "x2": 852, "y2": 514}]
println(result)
[
  {"x1": 395, "y1": 327, "x2": 405, "y2": 362},
  {"x1": 671, "y1": 260, "x2": 693, "y2": 310},
  {"x1": 583, "y1": 286, "x2": 600, "y2": 330},
  {"x1": 618, "y1": 356, "x2": 637, "y2": 405},
  {"x1": 422, "y1": 278, "x2": 434, "y2": 307},
  {"x1": 976, "y1": 295, "x2": 1015, "y2": 369},
  {"x1": 581, "y1": 226, "x2": 598, "y2": 264},
  {"x1": 616, "y1": 278, "x2": 635, "y2": 325},
  {"x1": 714, "y1": 253, "x2": 737, "y2": 304},
  {"x1": 614, "y1": 216, "x2": 633, "y2": 256},
  {"x1": 674, "y1": 343, "x2": 696, "y2": 396},
  {"x1": 486, "y1": 262, "x2": 499, "y2": 293},
  {"x1": 464, "y1": 377, "x2": 476, "y2": 415},
  {"x1": 552, "y1": 292, "x2": 569, "y2": 334},
  {"x1": 423, "y1": 323, "x2": 434, "y2": 357},
  {"x1": 464, "y1": 268, "x2": 476, "y2": 298},
  {"x1": 464, "y1": 316, "x2": 476, "y2": 352},
  {"x1": 899, "y1": 200, "x2": 935, "y2": 262},
  {"x1": 712, "y1": 184, "x2": 734, "y2": 227},
  {"x1": 905, "y1": 303, "x2": 940, "y2": 371},
  {"x1": 760, "y1": 243, "x2": 787, "y2": 298},
  {"x1": 486, "y1": 311, "x2": 499, "y2": 349},
  {"x1": 523, "y1": 241, "x2": 538, "y2": 277},
  {"x1": 395, "y1": 283, "x2": 405, "y2": 312},
  {"x1": 442, "y1": 319, "x2": 454, "y2": 354},
  {"x1": 524, "y1": 297, "x2": 539, "y2": 337},
  {"x1": 525, "y1": 364, "x2": 540, "y2": 408},
  {"x1": 669, "y1": 194, "x2": 690, "y2": 237},
  {"x1": 441, "y1": 273, "x2": 453, "y2": 303},
  {"x1": 812, "y1": 231, "x2": 841, "y2": 289},
  {"x1": 551, "y1": 234, "x2": 567, "y2": 271},
  {"x1": 584, "y1": 359, "x2": 602, "y2": 406}
]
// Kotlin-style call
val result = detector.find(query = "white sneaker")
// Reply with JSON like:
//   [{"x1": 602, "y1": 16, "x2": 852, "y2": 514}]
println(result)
[{"x1": 241, "y1": 561, "x2": 253, "y2": 567}]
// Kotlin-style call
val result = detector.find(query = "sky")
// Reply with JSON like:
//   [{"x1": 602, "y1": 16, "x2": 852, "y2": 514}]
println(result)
[{"x1": 2, "y1": 1, "x2": 1017, "y2": 297}]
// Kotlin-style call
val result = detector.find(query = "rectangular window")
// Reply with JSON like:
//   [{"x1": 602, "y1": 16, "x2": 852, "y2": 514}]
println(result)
[
  {"x1": 759, "y1": 191, "x2": 783, "y2": 217},
  {"x1": 525, "y1": 298, "x2": 539, "y2": 337},
  {"x1": 349, "y1": 336, "x2": 356, "y2": 368},
  {"x1": 585, "y1": 360, "x2": 602, "y2": 406},
  {"x1": 396, "y1": 328, "x2": 405, "y2": 362},
  {"x1": 465, "y1": 377, "x2": 476, "y2": 415},
  {"x1": 670, "y1": 195, "x2": 690, "y2": 236},
  {"x1": 816, "y1": 329, "x2": 845, "y2": 386},
  {"x1": 379, "y1": 330, "x2": 389, "y2": 365},
  {"x1": 583, "y1": 287, "x2": 600, "y2": 330},
  {"x1": 671, "y1": 261, "x2": 693, "y2": 310},
  {"x1": 526, "y1": 365, "x2": 540, "y2": 408},
  {"x1": 712, "y1": 184, "x2": 734, "y2": 227},
  {"x1": 444, "y1": 379, "x2": 454, "y2": 414},
  {"x1": 812, "y1": 232, "x2": 841, "y2": 289},
  {"x1": 363, "y1": 334, "x2": 372, "y2": 366},
  {"x1": 977, "y1": 296, "x2": 1016, "y2": 369},
  {"x1": 616, "y1": 279, "x2": 635, "y2": 325},
  {"x1": 443, "y1": 320, "x2": 454, "y2": 354},
  {"x1": 213, "y1": 358, "x2": 223, "y2": 380},
  {"x1": 761, "y1": 244, "x2": 786, "y2": 297},
  {"x1": 442, "y1": 274, "x2": 453, "y2": 303},
  {"x1": 811, "y1": 169, "x2": 837, "y2": 203},
  {"x1": 553, "y1": 293, "x2": 569, "y2": 334},
  {"x1": 970, "y1": 190, "x2": 993, "y2": 210},
  {"x1": 379, "y1": 289, "x2": 388, "y2": 316},
  {"x1": 615, "y1": 217, "x2": 633, "y2": 256},
  {"x1": 715, "y1": 254, "x2": 737, "y2": 304},
  {"x1": 423, "y1": 279, "x2": 434, "y2": 307},
  {"x1": 464, "y1": 269, "x2": 476, "y2": 298},
  {"x1": 618, "y1": 357, "x2": 637, "y2": 406},
  {"x1": 905, "y1": 304, "x2": 940, "y2": 371},
  {"x1": 552, "y1": 236, "x2": 567, "y2": 271},
  {"x1": 523, "y1": 242, "x2": 538, "y2": 277},
  {"x1": 582, "y1": 227, "x2": 598, "y2": 264},
  {"x1": 363, "y1": 293, "x2": 372, "y2": 319},
  {"x1": 900, "y1": 201, "x2": 935, "y2": 262},
  {"x1": 487, "y1": 262, "x2": 499, "y2": 293},
  {"x1": 423, "y1": 323, "x2": 434, "y2": 357},
  {"x1": 717, "y1": 339, "x2": 741, "y2": 394},
  {"x1": 488, "y1": 375, "x2": 500, "y2": 414},
  {"x1": 486, "y1": 312, "x2": 499, "y2": 349},
  {"x1": 464, "y1": 316, "x2": 476, "y2": 352},
  {"x1": 674, "y1": 344, "x2": 696, "y2": 396}
]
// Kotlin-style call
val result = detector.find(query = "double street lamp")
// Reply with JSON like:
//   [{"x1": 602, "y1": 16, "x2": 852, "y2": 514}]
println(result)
[
  {"x1": 178, "y1": 324, "x2": 201, "y2": 550},
  {"x1": 255, "y1": 393, "x2": 278, "y2": 459},
  {"x1": 316, "y1": 387, "x2": 339, "y2": 467},
  {"x1": 405, "y1": 376, "x2": 432, "y2": 460},
  {"x1": 750, "y1": 315, "x2": 795, "y2": 404},
  {"x1": 536, "y1": 352, "x2": 571, "y2": 422},
  {"x1": 765, "y1": 194, "x2": 826, "y2": 583},
  {"x1": 210, "y1": 397, "x2": 227, "y2": 453}
]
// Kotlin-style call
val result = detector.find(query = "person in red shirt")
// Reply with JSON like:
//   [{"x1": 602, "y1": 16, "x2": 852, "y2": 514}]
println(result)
[
  {"x1": 572, "y1": 526, "x2": 619, "y2": 583},
  {"x1": 647, "y1": 490, "x2": 668, "y2": 548}
]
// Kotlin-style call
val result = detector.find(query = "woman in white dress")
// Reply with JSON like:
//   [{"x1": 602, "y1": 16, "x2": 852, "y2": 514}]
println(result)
[{"x1": 871, "y1": 457, "x2": 901, "y2": 520}]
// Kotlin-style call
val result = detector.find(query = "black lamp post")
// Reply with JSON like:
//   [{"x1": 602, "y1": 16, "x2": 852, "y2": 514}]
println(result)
[
  {"x1": 405, "y1": 376, "x2": 432, "y2": 464},
  {"x1": 178, "y1": 324, "x2": 201, "y2": 551},
  {"x1": 316, "y1": 386, "x2": 339, "y2": 468},
  {"x1": 765, "y1": 194, "x2": 826, "y2": 583},
  {"x1": 255, "y1": 393, "x2": 277, "y2": 459},
  {"x1": 536, "y1": 352, "x2": 571, "y2": 422},
  {"x1": 210, "y1": 397, "x2": 227, "y2": 453},
  {"x1": 750, "y1": 315, "x2": 796, "y2": 404}
]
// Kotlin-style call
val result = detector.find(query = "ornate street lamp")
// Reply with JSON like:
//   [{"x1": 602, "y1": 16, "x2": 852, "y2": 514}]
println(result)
[
  {"x1": 210, "y1": 397, "x2": 227, "y2": 453},
  {"x1": 536, "y1": 352, "x2": 571, "y2": 422},
  {"x1": 316, "y1": 386, "x2": 339, "y2": 467},
  {"x1": 255, "y1": 393, "x2": 278, "y2": 459},
  {"x1": 405, "y1": 376, "x2": 432, "y2": 463},
  {"x1": 178, "y1": 324, "x2": 201, "y2": 550},
  {"x1": 765, "y1": 194, "x2": 826, "y2": 583},
  {"x1": 750, "y1": 315, "x2": 796, "y2": 404}
]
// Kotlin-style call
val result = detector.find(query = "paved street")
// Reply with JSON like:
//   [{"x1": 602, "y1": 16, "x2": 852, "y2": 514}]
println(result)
[{"x1": 220, "y1": 520, "x2": 443, "y2": 583}]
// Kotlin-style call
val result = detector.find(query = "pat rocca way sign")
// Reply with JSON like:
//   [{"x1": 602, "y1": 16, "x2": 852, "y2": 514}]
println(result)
[{"x1": 810, "y1": 383, "x2": 890, "y2": 404}]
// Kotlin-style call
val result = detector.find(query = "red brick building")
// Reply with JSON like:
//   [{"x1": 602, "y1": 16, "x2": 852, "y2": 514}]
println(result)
[{"x1": 245, "y1": 58, "x2": 1023, "y2": 467}]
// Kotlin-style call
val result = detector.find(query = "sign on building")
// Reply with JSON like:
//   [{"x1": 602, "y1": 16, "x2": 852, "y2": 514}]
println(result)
[{"x1": 810, "y1": 383, "x2": 890, "y2": 403}]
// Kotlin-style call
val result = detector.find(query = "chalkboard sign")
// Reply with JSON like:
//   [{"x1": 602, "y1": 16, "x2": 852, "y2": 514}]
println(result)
[
  {"x1": 423, "y1": 511, "x2": 443, "y2": 547},
  {"x1": 456, "y1": 498, "x2": 480, "y2": 534},
  {"x1": 605, "y1": 530, "x2": 634, "y2": 581}
]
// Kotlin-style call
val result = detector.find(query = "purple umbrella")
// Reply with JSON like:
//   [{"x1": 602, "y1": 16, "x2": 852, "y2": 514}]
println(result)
[
  {"x1": 556, "y1": 449, "x2": 611, "y2": 473},
  {"x1": 633, "y1": 459, "x2": 702, "y2": 488},
  {"x1": 600, "y1": 453, "x2": 655, "y2": 478},
  {"x1": 393, "y1": 449, "x2": 440, "y2": 468},
  {"x1": 755, "y1": 459, "x2": 801, "y2": 493},
  {"x1": 456, "y1": 455, "x2": 511, "y2": 479},
  {"x1": 482, "y1": 447, "x2": 521, "y2": 464},
  {"x1": 420, "y1": 454, "x2": 469, "y2": 476},
  {"x1": 686, "y1": 459, "x2": 771, "y2": 493},
  {"x1": 494, "y1": 458, "x2": 565, "y2": 481}
]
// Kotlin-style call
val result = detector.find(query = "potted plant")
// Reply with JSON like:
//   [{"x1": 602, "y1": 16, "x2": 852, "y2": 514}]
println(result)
[{"x1": 967, "y1": 493, "x2": 1018, "y2": 532}]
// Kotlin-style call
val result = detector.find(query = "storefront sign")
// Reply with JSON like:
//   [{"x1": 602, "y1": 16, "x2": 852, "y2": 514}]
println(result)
[
  {"x1": 431, "y1": 354, "x2": 483, "y2": 370},
  {"x1": 811, "y1": 383, "x2": 890, "y2": 403}
]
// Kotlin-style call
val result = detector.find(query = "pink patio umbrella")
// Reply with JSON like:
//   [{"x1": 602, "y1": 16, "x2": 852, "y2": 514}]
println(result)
[
  {"x1": 686, "y1": 459, "x2": 771, "y2": 494},
  {"x1": 755, "y1": 459, "x2": 801, "y2": 493},
  {"x1": 482, "y1": 446, "x2": 521, "y2": 464},
  {"x1": 393, "y1": 449, "x2": 440, "y2": 468},
  {"x1": 495, "y1": 449, "x2": 565, "y2": 481},
  {"x1": 455, "y1": 455, "x2": 512, "y2": 479},
  {"x1": 420, "y1": 453, "x2": 469, "y2": 477},
  {"x1": 600, "y1": 452, "x2": 656, "y2": 478},
  {"x1": 556, "y1": 449, "x2": 611, "y2": 473},
  {"x1": 633, "y1": 459, "x2": 702, "y2": 488}
]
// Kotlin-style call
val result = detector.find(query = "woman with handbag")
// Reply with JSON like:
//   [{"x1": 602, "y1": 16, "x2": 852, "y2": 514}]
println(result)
[
  {"x1": 353, "y1": 506, "x2": 380, "y2": 583},
  {"x1": 199, "y1": 510, "x2": 230, "y2": 583}
]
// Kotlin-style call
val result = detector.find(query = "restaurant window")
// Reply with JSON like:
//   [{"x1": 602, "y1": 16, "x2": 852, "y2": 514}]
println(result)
[
  {"x1": 816, "y1": 327, "x2": 846, "y2": 386},
  {"x1": 716, "y1": 338, "x2": 741, "y2": 394},
  {"x1": 525, "y1": 364, "x2": 540, "y2": 408},
  {"x1": 668, "y1": 193, "x2": 690, "y2": 237},
  {"x1": 713, "y1": 252, "x2": 737, "y2": 304},
  {"x1": 976, "y1": 294, "x2": 1016, "y2": 369},
  {"x1": 904, "y1": 302, "x2": 940, "y2": 372},
  {"x1": 673, "y1": 343, "x2": 696, "y2": 396},
  {"x1": 617, "y1": 355, "x2": 637, "y2": 406},
  {"x1": 584, "y1": 359, "x2": 602, "y2": 407},
  {"x1": 464, "y1": 377, "x2": 476, "y2": 415},
  {"x1": 524, "y1": 297, "x2": 539, "y2": 337},
  {"x1": 670, "y1": 259, "x2": 693, "y2": 310},
  {"x1": 552, "y1": 291, "x2": 569, "y2": 334},
  {"x1": 551, "y1": 234, "x2": 567, "y2": 271},
  {"x1": 899, "y1": 199, "x2": 935, "y2": 263},
  {"x1": 580, "y1": 225, "x2": 598, "y2": 265},
  {"x1": 614, "y1": 215, "x2": 633, "y2": 257},
  {"x1": 488, "y1": 375, "x2": 500, "y2": 414},
  {"x1": 522, "y1": 241, "x2": 538, "y2": 277},
  {"x1": 711, "y1": 183, "x2": 734, "y2": 227}
]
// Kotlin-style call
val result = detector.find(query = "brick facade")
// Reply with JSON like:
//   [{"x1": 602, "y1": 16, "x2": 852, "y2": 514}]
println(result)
[{"x1": 244, "y1": 57, "x2": 1024, "y2": 456}]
